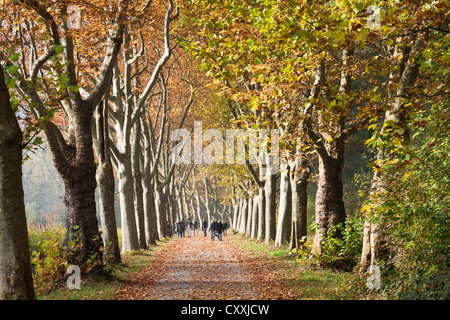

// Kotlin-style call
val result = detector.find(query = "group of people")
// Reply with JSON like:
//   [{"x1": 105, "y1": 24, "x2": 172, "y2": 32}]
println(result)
[
  {"x1": 174, "y1": 218, "x2": 228, "y2": 241},
  {"x1": 208, "y1": 219, "x2": 228, "y2": 241},
  {"x1": 174, "y1": 218, "x2": 198, "y2": 238}
]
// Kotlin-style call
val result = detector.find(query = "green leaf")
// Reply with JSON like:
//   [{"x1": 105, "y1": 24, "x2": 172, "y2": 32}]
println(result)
[
  {"x1": 32, "y1": 136, "x2": 43, "y2": 146},
  {"x1": 58, "y1": 73, "x2": 70, "y2": 85},
  {"x1": 7, "y1": 77, "x2": 17, "y2": 89},
  {"x1": 69, "y1": 85, "x2": 80, "y2": 93},
  {"x1": 10, "y1": 53, "x2": 20, "y2": 62},
  {"x1": 4, "y1": 64, "x2": 20, "y2": 76},
  {"x1": 53, "y1": 45, "x2": 65, "y2": 55}
]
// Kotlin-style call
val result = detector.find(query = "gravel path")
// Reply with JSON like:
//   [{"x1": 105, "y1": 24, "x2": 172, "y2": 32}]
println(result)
[{"x1": 116, "y1": 234, "x2": 293, "y2": 300}]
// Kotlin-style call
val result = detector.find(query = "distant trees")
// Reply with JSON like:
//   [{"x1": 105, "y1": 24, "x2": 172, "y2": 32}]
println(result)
[{"x1": 22, "y1": 148, "x2": 65, "y2": 224}]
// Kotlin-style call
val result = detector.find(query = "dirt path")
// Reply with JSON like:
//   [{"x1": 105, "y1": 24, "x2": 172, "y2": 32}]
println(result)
[{"x1": 116, "y1": 234, "x2": 294, "y2": 300}]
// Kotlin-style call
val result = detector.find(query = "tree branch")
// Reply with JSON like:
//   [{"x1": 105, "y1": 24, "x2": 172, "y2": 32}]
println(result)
[
  {"x1": 85, "y1": 24, "x2": 125, "y2": 111},
  {"x1": 132, "y1": 0, "x2": 178, "y2": 121},
  {"x1": 302, "y1": 61, "x2": 329, "y2": 160}
]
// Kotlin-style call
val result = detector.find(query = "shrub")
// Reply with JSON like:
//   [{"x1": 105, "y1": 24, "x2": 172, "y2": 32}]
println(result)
[
  {"x1": 28, "y1": 222, "x2": 112, "y2": 295},
  {"x1": 296, "y1": 215, "x2": 364, "y2": 271},
  {"x1": 28, "y1": 224, "x2": 67, "y2": 295},
  {"x1": 360, "y1": 101, "x2": 450, "y2": 299}
]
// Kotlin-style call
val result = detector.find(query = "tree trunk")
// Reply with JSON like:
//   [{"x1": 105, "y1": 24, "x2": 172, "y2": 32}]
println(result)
[
  {"x1": 131, "y1": 121, "x2": 147, "y2": 249},
  {"x1": 232, "y1": 197, "x2": 239, "y2": 231},
  {"x1": 144, "y1": 186, "x2": 158, "y2": 246},
  {"x1": 312, "y1": 137, "x2": 346, "y2": 255},
  {"x1": 0, "y1": 69, "x2": 36, "y2": 300},
  {"x1": 117, "y1": 158, "x2": 140, "y2": 253},
  {"x1": 289, "y1": 156, "x2": 310, "y2": 252},
  {"x1": 164, "y1": 186, "x2": 172, "y2": 237},
  {"x1": 359, "y1": 219, "x2": 372, "y2": 273},
  {"x1": 167, "y1": 184, "x2": 176, "y2": 235},
  {"x1": 155, "y1": 186, "x2": 169, "y2": 239},
  {"x1": 62, "y1": 109, "x2": 104, "y2": 265},
  {"x1": 236, "y1": 197, "x2": 242, "y2": 231},
  {"x1": 305, "y1": 51, "x2": 350, "y2": 256},
  {"x1": 275, "y1": 161, "x2": 292, "y2": 247},
  {"x1": 204, "y1": 178, "x2": 214, "y2": 221},
  {"x1": 141, "y1": 120, "x2": 158, "y2": 246},
  {"x1": 183, "y1": 188, "x2": 189, "y2": 220},
  {"x1": 239, "y1": 197, "x2": 248, "y2": 234},
  {"x1": 257, "y1": 184, "x2": 266, "y2": 241},
  {"x1": 265, "y1": 171, "x2": 277, "y2": 244},
  {"x1": 195, "y1": 194, "x2": 202, "y2": 226},
  {"x1": 360, "y1": 34, "x2": 423, "y2": 272},
  {"x1": 251, "y1": 195, "x2": 258, "y2": 239},
  {"x1": 246, "y1": 196, "x2": 253, "y2": 237},
  {"x1": 94, "y1": 101, "x2": 120, "y2": 263},
  {"x1": 177, "y1": 191, "x2": 185, "y2": 221}
]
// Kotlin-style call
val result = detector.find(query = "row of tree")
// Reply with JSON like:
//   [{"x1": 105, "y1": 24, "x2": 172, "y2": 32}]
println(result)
[
  {"x1": 179, "y1": 0, "x2": 449, "y2": 298},
  {"x1": 0, "y1": 0, "x2": 219, "y2": 299}
]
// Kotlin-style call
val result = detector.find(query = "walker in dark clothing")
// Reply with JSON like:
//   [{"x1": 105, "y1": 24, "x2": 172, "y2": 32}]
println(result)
[
  {"x1": 210, "y1": 220, "x2": 217, "y2": 241},
  {"x1": 216, "y1": 221, "x2": 224, "y2": 241}
]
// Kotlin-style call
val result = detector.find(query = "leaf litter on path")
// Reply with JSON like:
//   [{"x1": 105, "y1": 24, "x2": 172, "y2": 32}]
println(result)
[{"x1": 115, "y1": 234, "x2": 295, "y2": 300}]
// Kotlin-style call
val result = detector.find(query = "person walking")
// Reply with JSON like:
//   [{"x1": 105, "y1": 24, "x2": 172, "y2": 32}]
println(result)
[
  {"x1": 192, "y1": 219, "x2": 198, "y2": 237},
  {"x1": 202, "y1": 218, "x2": 207, "y2": 237},
  {"x1": 210, "y1": 219, "x2": 217, "y2": 241},
  {"x1": 186, "y1": 218, "x2": 192, "y2": 238},
  {"x1": 181, "y1": 219, "x2": 186, "y2": 237},
  {"x1": 223, "y1": 219, "x2": 228, "y2": 236},
  {"x1": 175, "y1": 220, "x2": 182, "y2": 238},
  {"x1": 216, "y1": 219, "x2": 224, "y2": 241}
]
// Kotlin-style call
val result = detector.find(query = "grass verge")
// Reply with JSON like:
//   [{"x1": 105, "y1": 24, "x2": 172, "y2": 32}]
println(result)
[
  {"x1": 231, "y1": 234, "x2": 355, "y2": 300},
  {"x1": 37, "y1": 237, "x2": 174, "y2": 300}
]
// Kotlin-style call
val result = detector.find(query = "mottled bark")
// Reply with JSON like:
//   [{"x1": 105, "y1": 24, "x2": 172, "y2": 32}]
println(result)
[
  {"x1": 312, "y1": 137, "x2": 346, "y2": 254},
  {"x1": 360, "y1": 34, "x2": 423, "y2": 272},
  {"x1": 62, "y1": 109, "x2": 103, "y2": 265},
  {"x1": 246, "y1": 196, "x2": 253, "y2": 237},
  {"x1": 308, "y1": 48, "x2": 352, "y2": 255},
  {"x1": 265, "y1": 171, "x2": 277, "y2": 245},
  {"x1": 251, "y1": 195, "x2": 258, "y2": 239},
  {"x1": 155, "y1": 186, "x2": 169, "y2": 239},
  {"x1": 232, "y1": 197, "x2": 239, "y2": 231},
  {"x1": 257, "y1": 184, "x2": 266, "y2": 241},
  {"x1": 289, "y1": 156, "x2": 310, "y2": 252},
  {"x1": 144, "y1": 187, "x2": 158, "y2": 246},
  {"x1": 0, "y1": 69, "x2": 35, "y2": 300},
  {"x1": 94, "y1": 101, "x2": 120, "y2": 263},
  {"x1": 117, "y1": 157, "x2": 140, "y2": 253},
  {"x1": 141, "y1": 119, "x2": 158, "y2": 246},
  {"x1": 239, "y1": 197, "x2": 248, "y2": 234},
  {"x1": 131, "y1": 121, "x2": 147, "y2": 250}
]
